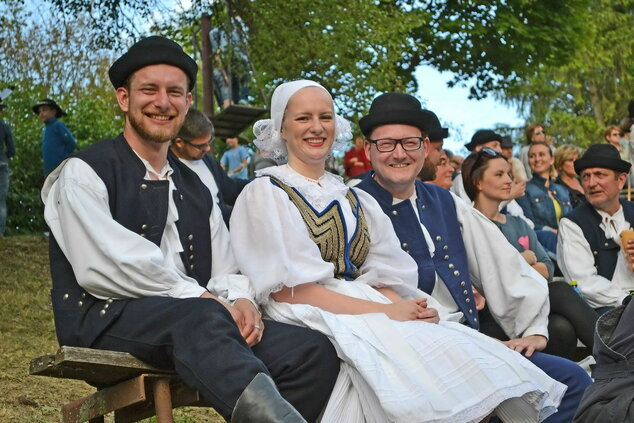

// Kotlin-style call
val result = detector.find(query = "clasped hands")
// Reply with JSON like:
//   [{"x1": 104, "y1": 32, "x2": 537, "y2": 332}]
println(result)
[{"x1": 384, "y1": 298, "x2": 440, "y2": 323}]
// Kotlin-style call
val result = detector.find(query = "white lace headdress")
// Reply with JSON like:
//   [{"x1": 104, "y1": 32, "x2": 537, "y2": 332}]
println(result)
[{"x1": 253, "y1": 80, "x2": 352, "y2": 160}]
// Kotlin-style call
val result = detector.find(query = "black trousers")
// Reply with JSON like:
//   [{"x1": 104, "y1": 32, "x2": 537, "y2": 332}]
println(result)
[{"x1": 91, "y1": 296, "x2": 339, "y2": 421}]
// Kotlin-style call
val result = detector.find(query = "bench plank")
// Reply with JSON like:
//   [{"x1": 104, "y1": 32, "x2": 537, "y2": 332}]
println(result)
[
  {"x1": 30, "y1": 347, "x2": 203, "y2": 423},
  {"x1": 30, "y1": 346, "x2": 173, "y2": 387}
]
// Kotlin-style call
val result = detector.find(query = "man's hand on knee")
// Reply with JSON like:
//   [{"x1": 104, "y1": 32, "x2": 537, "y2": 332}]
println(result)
[{"x1": 234, "y1": 298, "x2": 264, "y2": 347}]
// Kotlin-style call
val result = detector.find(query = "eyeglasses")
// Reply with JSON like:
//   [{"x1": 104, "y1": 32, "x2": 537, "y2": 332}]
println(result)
[
  {"x1": 367, "y1": 137, "x2": 425, "y2": 152},
  {"x1": 184, "y1": 137, "x2": 214, "y2": 151},
  {"x1": 533, "y1": 130, "x2": 545, "y2": 135},
  {"x1": 610, "y1": 132, "x2": 621, "y2": 137}
]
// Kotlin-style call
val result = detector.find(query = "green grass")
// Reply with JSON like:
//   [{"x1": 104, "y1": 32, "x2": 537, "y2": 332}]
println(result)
[{"x1": 0, "y1": 235, "x2": 224, "y2": 422}]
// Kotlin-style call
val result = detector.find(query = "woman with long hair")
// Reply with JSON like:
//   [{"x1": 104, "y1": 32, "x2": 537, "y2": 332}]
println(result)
[
  {"x1": 517, "y1": 142, "x2": 572, "y2": 232},
  {"x1": 462, "y1": 149, "x2": 597, "y2": 360}
]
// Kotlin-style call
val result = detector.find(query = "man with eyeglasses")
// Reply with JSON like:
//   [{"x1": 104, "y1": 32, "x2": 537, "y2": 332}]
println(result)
[
  {"x1": 170, "y1": 108, "x2": 248, "y2": 226},
  {"x1": 356, "y1": 92, "x2": 591, "y2": 423}
]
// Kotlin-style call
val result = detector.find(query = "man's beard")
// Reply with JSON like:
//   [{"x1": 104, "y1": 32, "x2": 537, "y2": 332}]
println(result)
[
  {"x1": 128, "y1": 110, "x2": 180, "y2": 144},
  {"x1": 417, "y1": 159, "x2": 437, "y2": 182}
]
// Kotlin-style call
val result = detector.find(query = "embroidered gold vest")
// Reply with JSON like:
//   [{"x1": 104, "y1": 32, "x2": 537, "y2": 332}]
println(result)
[{"x1": 270, "y1": 177, "x2": 370, "y2": 279}]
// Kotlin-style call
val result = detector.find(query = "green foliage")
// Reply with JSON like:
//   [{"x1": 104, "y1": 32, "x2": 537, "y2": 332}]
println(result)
[
  {"x1": 502, "y1": 0, "x2": 634, "y2": 147},
  {"x1": 0, "y1": 2, "x2": 122, "y2": 234},
  {"x1": 417, "y1": 0, "x2": 592, "y2": 99},
  {"x1": 0, "y1": 235, "x2": 225, "y2": 422}
]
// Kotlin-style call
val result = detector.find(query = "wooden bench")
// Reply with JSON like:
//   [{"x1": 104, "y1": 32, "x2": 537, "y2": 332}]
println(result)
[{"x1": 29, "y1": 346, "x2": 204, "y2": 423}]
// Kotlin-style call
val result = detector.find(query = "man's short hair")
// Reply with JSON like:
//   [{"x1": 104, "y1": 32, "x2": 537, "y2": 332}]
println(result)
[{"x1": 176, "y1": 109, "x2": 214, "y2": 141}]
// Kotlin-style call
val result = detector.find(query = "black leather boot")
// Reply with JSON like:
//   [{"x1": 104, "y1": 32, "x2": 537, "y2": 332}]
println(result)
[{"x1": 231, "y1": 373, "x2": 307, "y2": 423}]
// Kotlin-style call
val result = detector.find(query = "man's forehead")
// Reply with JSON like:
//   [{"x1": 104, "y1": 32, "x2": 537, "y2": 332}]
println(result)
[
  {"x1": 129, "y1": 64, "x2": 189, "y2": 86},
  {"x1": 580, "y1": 167, "x2": 617, "y2": 176},
  {"x1": 370, "y1": 123, "x2": 422, "y2": 138}
]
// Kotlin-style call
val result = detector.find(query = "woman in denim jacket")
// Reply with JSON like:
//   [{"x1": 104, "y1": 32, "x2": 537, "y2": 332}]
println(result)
[{"x1": 517, "y1": 142, "x2": 573, "y2": 232}]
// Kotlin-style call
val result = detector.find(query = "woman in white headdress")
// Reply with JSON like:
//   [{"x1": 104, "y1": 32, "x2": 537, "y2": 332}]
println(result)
[{"x1": 230, "y1": 80, "x2": 566, "y2": 423}]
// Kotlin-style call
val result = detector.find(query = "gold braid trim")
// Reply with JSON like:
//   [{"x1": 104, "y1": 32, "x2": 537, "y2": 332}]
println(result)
[{"x1": 269, "y1": 177, "x2": 370, "y2": 279}]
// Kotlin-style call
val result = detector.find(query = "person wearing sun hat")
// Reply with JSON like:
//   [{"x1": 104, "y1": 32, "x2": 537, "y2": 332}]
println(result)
[
  {"x1": 558, "y1": 143, "x2": 634, "y2": 314},
  {"x1": 357, "y1": 92, "x2": 592, "y2": 423},
  {"x1": 41, "y1": 36, "x2": 338, "y2": 423},
  {"x1": 32, "y1": 98, "x2": 76, "y2": 174}
]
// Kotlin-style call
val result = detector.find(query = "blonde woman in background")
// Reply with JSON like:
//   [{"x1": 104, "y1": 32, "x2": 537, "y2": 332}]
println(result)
[{"x1": 554, "y1": 144, "x2": 585, "y2": 209}]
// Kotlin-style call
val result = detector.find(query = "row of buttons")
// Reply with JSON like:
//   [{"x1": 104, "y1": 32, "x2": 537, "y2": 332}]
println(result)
[{"x1": 62, "y1": 293, "x2": 114, "y2": 317}]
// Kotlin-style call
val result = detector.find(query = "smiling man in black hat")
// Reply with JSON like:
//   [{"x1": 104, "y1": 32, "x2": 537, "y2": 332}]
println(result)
[
  {"x1": 41, "y1": 36, "x2": 338, "y2": 423},
  {"x1": 357, "y1": 92, "x2": 591, "y2": 423},
  {"x1": 33, "y1": 98, "x2": 76, "y2": 174},
  {"x1": 557, "y1": 143, "x2": 634, "y2": 314}
]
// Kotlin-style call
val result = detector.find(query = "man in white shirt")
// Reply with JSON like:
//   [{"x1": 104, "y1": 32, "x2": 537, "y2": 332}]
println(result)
[
  {"x1": 169, "y1": 108, "x2": 248, "y2": 226},
  {"x1": 558, "y1": 143, "x2": 634, "y2": 314},
  {"x1": 41, "y1": 36, "x2": 338, "y2": 423},
  {"x1": 356, "y1": 92, "x2": 590, "y2": 423}
]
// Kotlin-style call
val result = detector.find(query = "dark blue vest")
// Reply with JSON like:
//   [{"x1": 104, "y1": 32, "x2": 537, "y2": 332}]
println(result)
[
  {"x1": 357, "y1": 173, "x2": 479, "y2": 329},
  {"x1": 49, "y1": 135, "x2": 214, "y2": 347},
  {"x1": 567, "y1": 200, "x2": 634, "y2": 280}
]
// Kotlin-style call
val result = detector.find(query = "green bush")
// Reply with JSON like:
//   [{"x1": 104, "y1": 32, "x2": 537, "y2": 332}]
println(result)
[{"x1": 3, "y1": 80, "x2": 121, "y2": 235}]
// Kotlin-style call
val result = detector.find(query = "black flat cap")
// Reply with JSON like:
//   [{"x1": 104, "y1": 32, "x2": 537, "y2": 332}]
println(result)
[
  {"x1": 574, "y1": 143, "x2": 631, "y2": 175},
  {"x1": 32, "y1": 98, "x2": 67, "y2": 117},
  {"x1": 109, "y1": 36, "x2": 198, "y2": 91},
  {"x1": 359, "y1": 93, "x2": 437, "y2": 137},
  {"x1": 465, "y1": 129, "x2": 504, "y2": 151},
  {"x1": 501, "y1": 135, "x2": 514, "y2": 149}
]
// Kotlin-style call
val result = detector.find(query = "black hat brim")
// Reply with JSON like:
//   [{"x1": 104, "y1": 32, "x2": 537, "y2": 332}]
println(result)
[
  {"x1": 574, "y1": 155, "x2": 631, "y2": 175},
  {"x1": 32, "y1": 100, "x2": 67, "y2": 117},
  {"x1": 109, "y1": 36, "x2": 198, "y2": 91},
  {"x1": 359, "y1": 109, "x2": 437, "y2": 138}
]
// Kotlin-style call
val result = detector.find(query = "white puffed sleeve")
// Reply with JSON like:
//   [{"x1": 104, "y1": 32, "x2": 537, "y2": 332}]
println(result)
[
  {"x1": 452, "y1": 193, "x2": 550, "y2": 339},
  {"x1": 230, "y1": 177, "x2": 340, "y2": 303}
]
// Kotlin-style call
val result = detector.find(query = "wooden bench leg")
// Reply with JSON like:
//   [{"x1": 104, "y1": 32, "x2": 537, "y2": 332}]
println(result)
[{"x1": 153, "y1": 378, "x2": 174, "y2": 423}]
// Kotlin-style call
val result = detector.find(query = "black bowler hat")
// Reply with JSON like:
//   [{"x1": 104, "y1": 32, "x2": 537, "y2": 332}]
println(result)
[
  {"x1": 574, "y1": 143, "x2": 631, "y2": 175},
  {"x1": 32, "y1": 98, "x2": 67, "y2": 117},
  {"x1": 429, "y1": 127, "x2": 449, "y2": 142},
  {"x1": 425, "y1": 109, "x2": 448, "y2": 142},
  {"x1": 108, "y1": 36, "x2": 198, "y2": 91},
  {"x1": 359, "y1": 93, "x2": 437, "y2": 138},
  {"x1": 465, "y1": 129, "x2": 504, "y2": 151}
]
